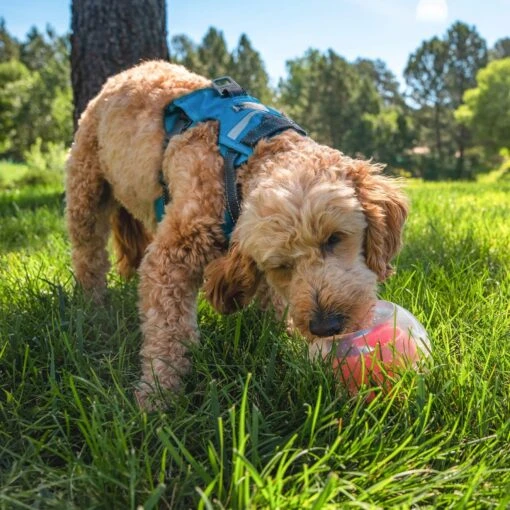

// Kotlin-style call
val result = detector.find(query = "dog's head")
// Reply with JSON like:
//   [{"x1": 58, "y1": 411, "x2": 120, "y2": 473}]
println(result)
[{"x1": 204, "y1": 142, "x2": 408, "y2": 341}]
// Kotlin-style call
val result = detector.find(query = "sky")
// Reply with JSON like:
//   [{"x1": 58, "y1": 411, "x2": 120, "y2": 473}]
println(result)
[{"x1": 2, "y1": 0, "x2": 510, "y2": 86}]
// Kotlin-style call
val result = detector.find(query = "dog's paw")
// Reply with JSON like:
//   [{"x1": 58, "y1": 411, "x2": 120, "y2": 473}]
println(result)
[
  {"x1": 89, "y1": 286, "x2": 108, "y2": 305},
  {"x1": 135, "y1": 380, "x2": 180, "y2": 411},
  {"x1": 135, "y1": 381, "x2": 163, "y2": 411},
  {"x1": 78, "y1": 282, "x2": 108, "y2": 305}
]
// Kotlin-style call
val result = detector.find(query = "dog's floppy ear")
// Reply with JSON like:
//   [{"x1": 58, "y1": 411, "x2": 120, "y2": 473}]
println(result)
[
  {"x1": 203, "y1": 243, "x2": 262, "y2": 314},
  {"x1": 347, "y1": 160, "x2": 409, "y2": 281}
]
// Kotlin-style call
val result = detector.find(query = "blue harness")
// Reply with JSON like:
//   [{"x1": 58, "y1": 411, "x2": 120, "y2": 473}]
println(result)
[{"x1": 155, "y1": 77, "x2": 306, "y2": 240}]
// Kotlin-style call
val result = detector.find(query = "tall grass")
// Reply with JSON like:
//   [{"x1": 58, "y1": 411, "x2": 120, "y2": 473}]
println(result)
[{"x1": 1, "y1": 164, "x2": 509, "y2": 509}]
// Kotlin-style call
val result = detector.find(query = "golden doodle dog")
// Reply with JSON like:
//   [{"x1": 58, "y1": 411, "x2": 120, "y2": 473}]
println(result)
[{"x1": 66, "y1": 60, "x2": 408, "y2": 408}]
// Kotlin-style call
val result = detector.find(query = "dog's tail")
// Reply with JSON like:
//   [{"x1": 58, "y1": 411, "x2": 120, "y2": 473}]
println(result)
[{"x1": 110, "y1": 206, "x2": 153, "y2": 278}]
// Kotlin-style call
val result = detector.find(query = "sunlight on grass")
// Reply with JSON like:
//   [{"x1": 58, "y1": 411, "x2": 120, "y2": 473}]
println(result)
[
  {"x1": 1, "y1": 163, "x2": 509, "y2": 508},
  {"x1": 0, "y1": 161, "x2": 29, "y2": 185}
]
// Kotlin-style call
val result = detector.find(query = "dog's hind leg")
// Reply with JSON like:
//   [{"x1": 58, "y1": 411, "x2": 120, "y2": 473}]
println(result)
[{"x1": 66, "y1": 141, "x2": 114, "y2": 301}]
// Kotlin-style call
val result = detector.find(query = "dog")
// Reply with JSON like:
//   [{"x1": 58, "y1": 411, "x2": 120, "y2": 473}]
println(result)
[{"x1": 65, "y1": 60, "x2": 408, "y2": 408}]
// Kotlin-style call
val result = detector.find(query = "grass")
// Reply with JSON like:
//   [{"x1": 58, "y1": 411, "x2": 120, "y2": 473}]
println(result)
[{"x1": 1, "y1": 161, "x2": 509, "y2": 509}]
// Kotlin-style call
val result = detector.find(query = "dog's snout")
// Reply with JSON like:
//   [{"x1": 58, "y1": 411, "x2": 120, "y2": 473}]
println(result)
[{"x1": 309, "y1": 311, "x2": 347, "y2": 337}]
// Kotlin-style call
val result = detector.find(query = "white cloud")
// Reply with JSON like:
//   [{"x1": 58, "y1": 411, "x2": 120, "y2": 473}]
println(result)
[{"x1": 416, "y1": 0, "x2": 448, "y2": 23}]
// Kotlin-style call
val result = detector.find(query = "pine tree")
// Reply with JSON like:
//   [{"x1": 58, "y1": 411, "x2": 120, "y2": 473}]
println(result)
[
  {"x1": 491, "y1": 37, "x2": 510, "y2": 60},
  {"x1": 0, "y1": 18, "x2": 20, "y2": 62},
  {"x1": 197, "y1": 27, "x2": 231, "y2": 78},
  {"x1": 445, "y1": 22, "x2": 488, "y2": 178},
  {"x1": 230, "y1": 34, "x2": 272, "y2": 103},
  {"x1": 404, "y1": 37, "x2": 450, "y2": 168}
]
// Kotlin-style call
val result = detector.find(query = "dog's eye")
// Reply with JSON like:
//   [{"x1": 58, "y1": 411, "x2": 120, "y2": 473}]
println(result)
[
  {"x1": 274, "y1": 262, "x2": 294, "y2": 272},
  {"x1": 322, "y1": 233, "x2": 343, "y2": 253}
]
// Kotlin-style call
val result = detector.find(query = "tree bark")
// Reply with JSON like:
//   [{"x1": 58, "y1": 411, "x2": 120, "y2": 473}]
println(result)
[
  {"x1": 70, "y1": 0, "x2": 169, "y2": 129},
  {"x1": 434, "y1": 102, "x2": 443, "y2": 163},
  {"x1": 455, "y1": 124, "x2": 467, "y2": 179}
]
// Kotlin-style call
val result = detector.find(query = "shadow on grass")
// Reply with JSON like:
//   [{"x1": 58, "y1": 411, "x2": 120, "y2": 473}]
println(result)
[
  {"x1": 1, "y1": 275, "x2": 142, "y2": 392},
  {"x1": 0, "y1": 185, "x2": 64, "y2": 217},
  {"x1": 0, "y1": 186, "x2": 66, "y2": 254}
]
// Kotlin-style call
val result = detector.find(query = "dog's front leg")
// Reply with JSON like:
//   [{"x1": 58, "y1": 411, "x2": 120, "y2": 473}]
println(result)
[{"x1": 136, "y1": 216, "x2": 222, "y2": 409}]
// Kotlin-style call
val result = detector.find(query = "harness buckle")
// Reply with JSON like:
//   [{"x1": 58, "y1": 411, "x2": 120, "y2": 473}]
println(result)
[{"x1": 212, "y1": 76, "x2": 246, "y2": 97}]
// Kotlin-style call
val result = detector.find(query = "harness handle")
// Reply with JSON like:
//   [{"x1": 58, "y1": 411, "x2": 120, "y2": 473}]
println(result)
[{"x1": 212, "y1": 76, "x2": 246, "y2": 97}]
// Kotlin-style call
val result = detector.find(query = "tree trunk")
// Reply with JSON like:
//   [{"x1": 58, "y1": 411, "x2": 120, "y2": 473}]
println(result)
[
  {"x1": 455, "y1": 125, "x2": 466, "y2": 179},
  {"x1": 70, "y1": 0, "x2": 169, "y2": 129},
  {"x1": 433, "y1": 102, "x2": 443, "y2": 163}
]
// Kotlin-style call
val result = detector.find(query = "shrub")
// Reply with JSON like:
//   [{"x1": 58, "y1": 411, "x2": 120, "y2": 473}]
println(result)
[{"x1": 21, "y1": 137, "x2": 67, "y2": 186}]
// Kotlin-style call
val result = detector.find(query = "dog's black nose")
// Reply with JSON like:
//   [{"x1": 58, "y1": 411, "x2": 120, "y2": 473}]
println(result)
[{"x1": 309, "y1": 312, "x2": 347, "y2": 337}]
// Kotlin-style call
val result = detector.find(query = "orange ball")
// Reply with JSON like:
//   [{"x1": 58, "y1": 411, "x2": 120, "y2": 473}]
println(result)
[
  {"x1": 314, "y1": 300, "x2": 430, "y2": 400},
  {"x1": 331, "y1": 323, "x2": 421, "y2": 399}
]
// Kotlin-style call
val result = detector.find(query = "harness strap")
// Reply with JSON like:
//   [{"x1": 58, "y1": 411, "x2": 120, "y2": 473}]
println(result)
[
  {"x1": 164, "y1": 109, "x2": 192, "y2": 141},
  {"x1": 154, "y1": 109, "x2": 193, "y2": 219},
  {"x1": 223, "y1": 149, "x2": 242, "y2": 233},
  {"x1": 154, "y1": 170, "x2": 171, "y2": 221},
  {"x1": 241, "y1": 114, "x2": 304, "y2": 146}
]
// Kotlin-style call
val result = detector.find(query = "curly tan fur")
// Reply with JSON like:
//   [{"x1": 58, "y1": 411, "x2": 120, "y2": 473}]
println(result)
[{"x1": 66, "y1": 60, "x2": 408, "y2": 408}]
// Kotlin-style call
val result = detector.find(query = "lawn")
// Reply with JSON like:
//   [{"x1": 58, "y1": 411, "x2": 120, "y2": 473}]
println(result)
[{"x1": 1, "y1": 161, "x2": 509, "y2": 509}]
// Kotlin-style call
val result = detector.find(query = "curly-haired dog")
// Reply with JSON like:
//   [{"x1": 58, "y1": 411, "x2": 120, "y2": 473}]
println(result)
[{"x1": 66, "y1": 60, "x2": 408, "y2": 408}]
